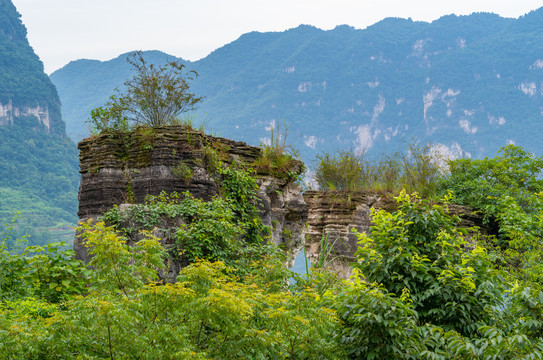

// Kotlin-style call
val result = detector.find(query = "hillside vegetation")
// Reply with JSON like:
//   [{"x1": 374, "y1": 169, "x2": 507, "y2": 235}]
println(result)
[
  {"x1": 0, "y1": 0, "x2": 79, "y2": 245},
  {"x1": 3, "y1": 143, "x2": 543, "y2": 358},
  {"x1": 52, "y1": 9, "x2": 543, "y2": 162}
]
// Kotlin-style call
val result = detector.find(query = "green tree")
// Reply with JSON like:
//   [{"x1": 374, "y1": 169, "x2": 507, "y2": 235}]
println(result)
[
  {"x1": 89, "y1": 51, "x2": 203, "y2": 132},
  {"x1": 0, "y1": 220, "x2": 345, "y2": 359},
  {"x1": 440, "y1": 144, "x2": 543, "y2": 216},
  {"x1": 350, "y1": 191, "x2": 504, "y2": 336}
]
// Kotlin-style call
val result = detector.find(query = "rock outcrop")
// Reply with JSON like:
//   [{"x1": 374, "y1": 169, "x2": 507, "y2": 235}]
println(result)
[
  {"x1": 303, "y1": 190, "x2": 490, "y2": 277},
  {"x1": 76, "y1": 126, "x2": 491, "y2": 278},
  {"x1": 75, "y1": 125, "x2": 307, "y2": 266}
]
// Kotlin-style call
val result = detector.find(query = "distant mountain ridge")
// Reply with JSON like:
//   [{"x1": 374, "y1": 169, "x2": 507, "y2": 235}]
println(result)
[{"x1": 51, "y1": 8, "x2": 543, "y2": 161}]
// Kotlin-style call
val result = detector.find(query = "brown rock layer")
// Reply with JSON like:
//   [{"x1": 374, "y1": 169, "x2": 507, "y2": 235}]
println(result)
[
  {"x1": 77, "y1": 126, "x2": 490, "y2": 278},
  {"x1": 303, "y1": 191, "x2": 489, "y2": 277},
  {"x1": 76, "y1": 125, "x2": 307, "y2": 265},
  {"x1": 78, "y1": 126, "x2": 266, "y2": 218}
]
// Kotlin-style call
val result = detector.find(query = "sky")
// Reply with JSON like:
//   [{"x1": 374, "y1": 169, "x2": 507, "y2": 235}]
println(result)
[{"x1": 10, "y1": 0, "x2": 543, "y2": 74}]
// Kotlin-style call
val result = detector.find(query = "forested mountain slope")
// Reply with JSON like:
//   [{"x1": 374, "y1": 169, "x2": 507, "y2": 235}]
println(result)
[
  {"x1": 0, "y1": 0, "x2": 79, "y2": 244},
  {"x1": 52, "y1": 9, "x2": 543, "y2": 161}
]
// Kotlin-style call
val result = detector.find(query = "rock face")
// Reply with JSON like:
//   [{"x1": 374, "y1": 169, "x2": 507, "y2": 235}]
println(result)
[
  {"x1": 75, "y1": 125, "x2": 307, "y2": 266},
  {"x1": 76, "y1": 126, "x2": 490, "y2": 278},
  {"x1": 303, "y1": 191, "x2": 391, "y2": 277},
  {"x1": 303, "y1": 191, "x2": 489, "y2": 277},
  {"x1": 79, "y1": 126, "x2": 256, "y2": 218},
  {"x1": 0, "y1": 101, "x2": 51, "y2": 129}
]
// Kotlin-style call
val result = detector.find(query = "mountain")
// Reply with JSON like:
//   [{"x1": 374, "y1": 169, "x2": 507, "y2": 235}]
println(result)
[
  {"x1": 0, "y1": 0, "x2": 79, "y2": 244},
  {"x1": 51, "y1": 9, "x2": 543, "y2": 163}
]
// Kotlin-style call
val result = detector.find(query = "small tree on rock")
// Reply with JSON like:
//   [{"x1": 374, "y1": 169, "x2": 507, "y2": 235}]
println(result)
[{"x1": 89, "y1": 51, "x2": 203, "y2": 133}]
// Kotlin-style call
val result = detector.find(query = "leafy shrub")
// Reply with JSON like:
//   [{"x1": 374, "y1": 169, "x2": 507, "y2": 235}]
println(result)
[
  {"x1": 218, "y1": 165, "x2": 270, "y2": 244},
  {"x1": 0, "y1": 234, "x2": 344, "y2": 359},
  {"x1": 352, "y1": 191, "x2": 504, "y2": 336},
  {"x1": 334, "y1": 279, "x2": 422, "y2": 359},
  {"x1": 0, "y1": 220, "x2": 88, "y2": 303},
  {"x1": 78, "y1": 220, "x2": 165, "y2": 296},
  {"x1": 440, "y1": 144, "x2": 543, "y2": 215},
  {"x1": 175, "y1": 195, "x2": 243, "y2": 264}
]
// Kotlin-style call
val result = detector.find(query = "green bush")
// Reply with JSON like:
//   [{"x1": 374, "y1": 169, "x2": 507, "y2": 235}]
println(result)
[
  {"x1": 334, "y1": 280, "x2": 422, "y2": 359},
  {"x1": 313, "y1": 143, "x2": 443, "y2": 196},
  {"x1": 351, "y1": 191, "x2": 504, "y2": 336},
  {"x1": 314, "y1": 149, "x2": 367, "y2": 191},
  {"x1": 439, "y1": 144, "x2": 543, "y2": 216},
  {"x1": 0, "y1": 222, "x2": 344, "y2": 359},
  {"x1": 174, "y1": 195, "x2": 243, "y2": 263},
  {"x1": 0, "y1": 220, "x2": 88, "y2": 303}
]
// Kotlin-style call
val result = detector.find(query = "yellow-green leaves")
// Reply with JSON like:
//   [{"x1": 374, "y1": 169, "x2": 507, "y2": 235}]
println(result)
[{"x1": 78, "y1": 220, "x2": 165, "y2": 297}]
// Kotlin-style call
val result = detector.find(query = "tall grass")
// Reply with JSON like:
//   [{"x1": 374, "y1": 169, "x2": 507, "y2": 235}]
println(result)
[
  {"x1": 313, "y1": 143, "x2": 445, "y2": 198},
  {"x1": 254, "y1": 122, "x2": 301, "y2": 179}
]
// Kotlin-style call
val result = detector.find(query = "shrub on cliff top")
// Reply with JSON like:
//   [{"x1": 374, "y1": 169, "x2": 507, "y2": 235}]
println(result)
[
  {"x1": 89, "y1": 51, "x2": 203, "y2": 133},
  {"x1": 313, "y1": 143, "x2": 443, "y2": 196},
  {"x1": 254, "y1": 122, "x2": 303, "y2": 180}
]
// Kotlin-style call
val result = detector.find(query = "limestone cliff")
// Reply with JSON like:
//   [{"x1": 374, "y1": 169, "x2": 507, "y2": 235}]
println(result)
[
  {"x1": 0, "y1": 100, "x2": 51, "y2": 129},
  {"x1": 75, "y1": 125, "x2": 307, "y2": 266},
  {"x1": 0, "y1": 0, "x2": 65, "y2": 136},
  {"x1": 303, "y1": 190, "x2": 491, "y2": 277},
  {"x1": 76, "y1": 126, "x2": 491, "y2": 278}
]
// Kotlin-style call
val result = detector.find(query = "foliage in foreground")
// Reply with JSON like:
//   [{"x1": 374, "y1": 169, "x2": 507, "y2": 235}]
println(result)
[
  {"x1": 441, "y1": 144, "x2": 543, "y2": 217},
  {"x1": 0, "y1": 221, "x2": 345, "y2": 359},
  {"x1": 6, "y1": 145, "x2": 543, "y2": 358},
  {"x1": 443, "y1": 145, "x2": 543, "y2": 285},
  {"x1": 333, "y1": 190, "x2": 543, "y2": 359},
  {"x1": 5, "y1": 188, "x2": 543, "y2": 358}
]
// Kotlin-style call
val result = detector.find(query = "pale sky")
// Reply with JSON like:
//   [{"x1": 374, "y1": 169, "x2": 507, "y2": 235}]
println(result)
[{"x1": 10, "y1": 0, "x2": 543, "y2": 74}]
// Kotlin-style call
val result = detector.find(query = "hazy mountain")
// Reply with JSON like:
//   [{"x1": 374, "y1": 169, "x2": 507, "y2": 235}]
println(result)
[
  {"x1": 52, "y1": 9, "x2": 543, "y2": 163},
  {"x1": 0, "y1": 0, "x2": 79, "y2": 244}
]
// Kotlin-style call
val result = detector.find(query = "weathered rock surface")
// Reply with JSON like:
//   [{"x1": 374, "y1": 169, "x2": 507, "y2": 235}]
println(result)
[
  {"x1": 76, "y1": 126, "x2": 491, "y2": 278},
  {"x1": 303, "y1": 190, "x2": 490, "y2": 277},
  {"x1": 75, "y1": 125, "x2": 307, "y2": 266},
  {"x1": 78, "y1": 126, "x2": 263, "y2": 218}
]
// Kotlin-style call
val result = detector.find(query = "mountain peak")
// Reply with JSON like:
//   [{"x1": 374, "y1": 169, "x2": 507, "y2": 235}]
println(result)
[{"x1": 0, "y1": 0, "x2": 27, "y2": 41}]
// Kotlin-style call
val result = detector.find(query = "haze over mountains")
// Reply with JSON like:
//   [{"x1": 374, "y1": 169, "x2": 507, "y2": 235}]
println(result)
[{"x1": 52, "y1": 8, "x2": 543, "y2": 162}]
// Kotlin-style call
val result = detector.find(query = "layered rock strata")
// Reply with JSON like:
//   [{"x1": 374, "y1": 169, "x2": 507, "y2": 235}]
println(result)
[
  {"x1": 75, "y1": 125, "x2": 307, "y2": 266},
  {"x1": 77, "y1": 126, "x2": 490, "y2": 278},
  {"x1": 303, "y1": 191, "x2": 489, "y2": 277}
]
